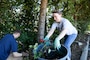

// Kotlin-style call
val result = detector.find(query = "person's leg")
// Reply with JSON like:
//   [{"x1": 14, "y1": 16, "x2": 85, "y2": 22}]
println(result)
[{"x1": 64, "y1": 34, "x2": 77, "y2": 58}]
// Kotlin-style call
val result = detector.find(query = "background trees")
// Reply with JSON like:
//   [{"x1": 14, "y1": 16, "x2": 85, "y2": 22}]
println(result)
[{"x1": 0, "y1": 0, "x2": 90, "y2": 51}]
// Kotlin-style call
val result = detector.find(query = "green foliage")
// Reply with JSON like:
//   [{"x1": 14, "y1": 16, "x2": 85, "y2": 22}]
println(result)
[
  {"x1": 0, "y1": 0, "x2": 90, "y2": 53},
  {"x1": 48, "y1": 0, "x2": 90, "y2": 34},
  {"x1": 0, "y1": 0, "x2": 39, "y2": 46}
]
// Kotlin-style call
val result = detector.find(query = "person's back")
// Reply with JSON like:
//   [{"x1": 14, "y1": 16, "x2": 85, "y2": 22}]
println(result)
[{"x1": 0, "y1": 34, "x2": 17, "y2": 60}]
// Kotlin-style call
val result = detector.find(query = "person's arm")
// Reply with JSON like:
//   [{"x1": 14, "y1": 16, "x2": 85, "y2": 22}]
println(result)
[
  {"x1": 45, "y1": 22, "x2": 57, "y2": 38},
  {"x1": 12, "y1": 52, "x2": 22, "y2": 57},
  {"x1": 56, "y1": 29, "x2": 67, "y2": 40},
  {"x1": 56, "y1": 19, "x2": 70, "y2": 40},
  {"x1": 54, "y1": 29, "x2": 67, "y2": 50},
  {"x1": 43, "y1": 23, "x2": 57, "y2": 41},
  {"x1": 46, "y1": 28, "x2": 56, "y2": 38},
  {"x1": 12, "y1": 52, "x2": 29, "y2": 57}
]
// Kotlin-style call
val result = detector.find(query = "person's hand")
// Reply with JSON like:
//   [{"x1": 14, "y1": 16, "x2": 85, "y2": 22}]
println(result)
[
  {"x1": 45, "y1": 40, "x2": 51, "y2": 46},
  {"x1": 43, "y1": 36, "x2": 51, "y2": 46},
  {"x1": 43, "y1": 36, "x2": 49, "y2": 42},
  {"x1": 22, "y1": 52, "x2": 29, "y2": 57},
  {"x1": 39, "y1": 36, "x2": 49, "y2": 43},
  {"x1": 54, "y1": 38, "x2": 61, "y2": 50}
]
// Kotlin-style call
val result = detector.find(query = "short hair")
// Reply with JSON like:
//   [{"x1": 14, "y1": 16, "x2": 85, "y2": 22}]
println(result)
[
  {"x1": 52, "y1": 10, "x2": 63, "y2": 14},
  {"x1": 13, "y1": 30, "x2": 21, "y2": 34}
]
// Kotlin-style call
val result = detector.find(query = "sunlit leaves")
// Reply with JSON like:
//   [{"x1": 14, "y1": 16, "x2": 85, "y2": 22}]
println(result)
[{"x1": 0, "y1": 0, "x2": 90, "y2": 45}]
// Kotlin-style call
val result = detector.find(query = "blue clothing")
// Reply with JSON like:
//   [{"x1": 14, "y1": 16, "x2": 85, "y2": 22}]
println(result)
[
  {"x1": 64, "y1": 34, "x2": 77, "y2": 58},
  {"x1": 0, "y1": 34, "x2": 18, "y2": 60}
]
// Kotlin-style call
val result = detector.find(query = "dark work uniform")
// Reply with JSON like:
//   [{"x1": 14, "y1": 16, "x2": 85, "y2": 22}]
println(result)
[{"x1": 0, "y1": 34, "x2": 18, "y2": 60}]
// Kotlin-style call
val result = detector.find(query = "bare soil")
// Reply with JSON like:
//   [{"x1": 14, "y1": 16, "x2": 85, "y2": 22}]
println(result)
[{"x1": 71, "y1": 34, "x2": 88, "y2": 60}]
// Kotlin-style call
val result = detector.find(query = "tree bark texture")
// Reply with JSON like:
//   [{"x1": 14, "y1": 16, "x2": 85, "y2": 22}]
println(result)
[{"x1": 38, "y1": 0, "x2": 48, "y2": 41}]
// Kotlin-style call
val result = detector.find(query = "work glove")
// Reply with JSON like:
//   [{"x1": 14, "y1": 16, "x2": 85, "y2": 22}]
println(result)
[
  {"x1": 54, "y1": 38, "x2": 61, "y2": 50},
  {"x1": 36, "y1": 36, "x2": 50, "y2": 53},
  {"x1": 43, "y1": 36, "x2": 50, "y2": 46},
  {"x1": 22, "y1": 52, "x2": 29, "y2": 57},
  {"x1": 43, "y1": 36, "x2": 49, "y2": 42},
  {"x1": 39, "y1": 36, "x2": 49, "y2": 43}
]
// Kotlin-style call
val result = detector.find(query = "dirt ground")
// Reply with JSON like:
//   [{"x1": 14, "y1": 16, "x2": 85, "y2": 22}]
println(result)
[{"x1": 71, "y1": 34, "x2": 88, "y2": 60}]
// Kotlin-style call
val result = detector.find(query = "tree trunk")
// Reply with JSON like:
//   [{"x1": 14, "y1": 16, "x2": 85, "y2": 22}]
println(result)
[{"x1": 38, "y1": 0, "x2": 48, "y2": 41}]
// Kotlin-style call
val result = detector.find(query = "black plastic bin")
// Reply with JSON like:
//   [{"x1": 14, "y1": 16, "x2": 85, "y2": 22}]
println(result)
[{"x1": 38, "y1": 45, "x2": 68, "y2": 60}]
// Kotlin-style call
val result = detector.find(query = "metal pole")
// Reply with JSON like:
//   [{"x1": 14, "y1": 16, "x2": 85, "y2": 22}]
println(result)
[{"x1": 80, "y1": 34, "x2": 90, "y2": 60}]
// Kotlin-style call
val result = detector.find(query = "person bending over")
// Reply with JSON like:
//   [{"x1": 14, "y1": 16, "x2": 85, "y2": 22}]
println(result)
[{"x1": 0, "y1": 30, "x2": 28, "y2": 60}]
